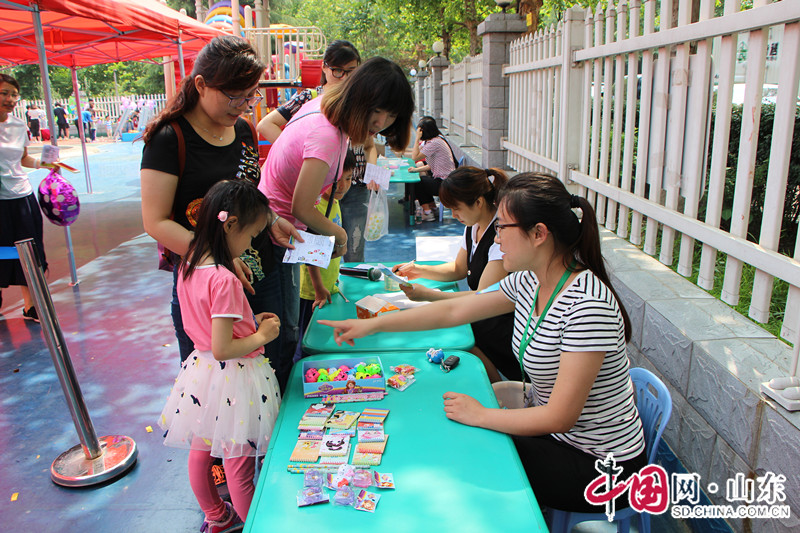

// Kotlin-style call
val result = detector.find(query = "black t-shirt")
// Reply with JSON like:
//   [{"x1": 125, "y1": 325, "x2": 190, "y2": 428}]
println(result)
[
  {"x1": 140, "y1": 116, "x2": 274, "y2": 277},
  {"x1": 53, "y1": 107, "x2": 68, "y2": 125}
]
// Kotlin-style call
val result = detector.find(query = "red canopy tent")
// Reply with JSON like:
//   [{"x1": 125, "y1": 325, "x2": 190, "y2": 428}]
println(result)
[
  {"x1": 0, "y1": 0, "x2": 224, "y2": 283},
  {"x1": 0, "y1": 0, "x2": 222, "y2": 68}
]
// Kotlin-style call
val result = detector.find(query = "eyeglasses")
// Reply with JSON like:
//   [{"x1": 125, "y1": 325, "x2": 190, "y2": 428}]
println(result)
[
  {"x1": 219, "y1": 89, "x2": 263, "y2": 108},
  {"x1": 494, "y1": 221, "x2": 521, "y2": 234},
  {"x1": 325, "y1": 63, "x2": 357, "y2": 79},
  {"x1": 0, "y1": 90, "x2": 21, "y2": 102}
]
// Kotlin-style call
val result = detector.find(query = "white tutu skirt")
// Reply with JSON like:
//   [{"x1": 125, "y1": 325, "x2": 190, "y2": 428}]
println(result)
[{"x1": 159, "y1": 351, "x2": 281, "y2": 458}]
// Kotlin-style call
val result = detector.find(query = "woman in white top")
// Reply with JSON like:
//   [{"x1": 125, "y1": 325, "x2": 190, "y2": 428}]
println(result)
[
  {"x1": 321, "y1": 172, "x2": 647, "y2": 513},
  {"x1": 393, "y1": 166, "x2": 519, "y2": 383},
  {"x1": 0, "y1": 75, "x2": 53, "y2": 321}
]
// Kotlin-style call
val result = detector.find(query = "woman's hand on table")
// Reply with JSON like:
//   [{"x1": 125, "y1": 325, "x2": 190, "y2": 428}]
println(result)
[
  {"x1": 317, "y1": 318, "x2": 376, "y2": 346},
  {"x1": 400, "y1": 283, "x2": 432, "y2": 301},
  {"x1": 270, "y1": 215, "x2": 303, "y2": 249},
  {"x1": 233, "y1": 257, "x2": 255, "y2": 295},
  {"x1": 443, "y1": 392, "x2": 486, "y2": 427}
]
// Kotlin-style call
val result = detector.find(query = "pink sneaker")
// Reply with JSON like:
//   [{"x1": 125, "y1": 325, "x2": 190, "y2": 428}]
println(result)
[{"x1": 200, "y1": 502, "x2": 243, "y2": 533}]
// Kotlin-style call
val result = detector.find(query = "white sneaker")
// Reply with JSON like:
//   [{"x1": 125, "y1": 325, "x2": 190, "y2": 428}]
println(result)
[{"x1": 421, "y1": 210, "x2": 435, "y2": 222}]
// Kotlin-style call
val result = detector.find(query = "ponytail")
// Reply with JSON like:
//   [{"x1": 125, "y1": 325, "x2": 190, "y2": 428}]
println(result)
[
  {"x1": 439, "y1": 166, "x2": 508, "y2": 209},
  {"x1": 497, "y1": 173, "x2": 632, "y2": 342}
]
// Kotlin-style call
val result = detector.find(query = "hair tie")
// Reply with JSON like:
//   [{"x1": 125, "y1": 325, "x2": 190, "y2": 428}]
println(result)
[
  {"x1": 485, "y1": 169, "x2": 494, "y2": 184},
  {"x1": 218, "y1": 211, "x2": 229, "y2": 222},
  {"x1": 570, "y1": 195, "x2": 581, "y2": 209}
]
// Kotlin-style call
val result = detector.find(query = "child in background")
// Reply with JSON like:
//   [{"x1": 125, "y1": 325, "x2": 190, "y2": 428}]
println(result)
[
  {"x1": 293, "y1": 149, "x2": 355, "y2": 362},
  {"x1": 158, "y1": 180, "x2": 282, "y2": 532}
]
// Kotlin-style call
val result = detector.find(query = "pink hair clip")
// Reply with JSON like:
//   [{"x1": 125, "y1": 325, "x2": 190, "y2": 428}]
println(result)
[{"x1": 217, "y1": 211, "x2": 228, "y2": 222}]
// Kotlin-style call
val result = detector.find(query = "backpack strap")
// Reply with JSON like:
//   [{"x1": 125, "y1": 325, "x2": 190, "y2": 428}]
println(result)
[{"x1": 440, "y1": 135, "x2": 459, "y2": 169}]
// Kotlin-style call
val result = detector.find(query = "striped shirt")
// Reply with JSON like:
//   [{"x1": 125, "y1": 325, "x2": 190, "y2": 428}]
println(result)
[{"x1": 500, "y1": 269, "x2": 645, "y2": 461}]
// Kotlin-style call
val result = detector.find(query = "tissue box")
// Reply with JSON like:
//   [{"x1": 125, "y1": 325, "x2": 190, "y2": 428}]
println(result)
[
  {"x1": 302, "y1": 357, "x2": 386, "y2": 398},
  {"x1": 355, "y1": 296, "x2": 398, "y2": 319}
]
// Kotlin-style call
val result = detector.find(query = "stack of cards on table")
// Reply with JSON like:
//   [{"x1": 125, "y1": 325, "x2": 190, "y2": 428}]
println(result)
[{"x1": 352, "y1": 408, "x2": 389, "y2": 466}]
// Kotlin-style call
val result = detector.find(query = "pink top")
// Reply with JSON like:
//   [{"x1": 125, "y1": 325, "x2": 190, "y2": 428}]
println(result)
[
  {"x1": 177, "y1": 264, "x2": 263, "y2": 359},
  {"x1": 258, "y1": 98, "x2": 347, "y2": 229},
  {"x1": 420, "y1": 136, "x2": 456, "y2": 179}
]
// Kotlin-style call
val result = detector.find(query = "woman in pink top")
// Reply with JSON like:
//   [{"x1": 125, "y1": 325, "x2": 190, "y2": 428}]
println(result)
[{"x1": 258, "y1": 57, "x2": 414, "y2": 362}]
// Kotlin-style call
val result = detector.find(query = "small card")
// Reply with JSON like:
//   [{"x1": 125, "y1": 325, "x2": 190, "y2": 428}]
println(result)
[
  {"x1": 319, "y1": 455, "x2": 348, "y2": 465},
  {"x1": 325, "y1": 410, "x2": 359, "y2": 429},
  {"x1": 355, "y1": 490, "x2": 381, "y2": 512},
  {"x1": 356, "y1": 435, "x2": 388, "y2": 455},
  {"x1": 375, "y1": 263, "x2": 411, "y2": 288},
  {"x1": 298, "y1": 429, "x2": 324, "y2": 440},
  {"x1": 41, "y1": 144, "x2": 60, "y2": 164},
  {"x1": 326, "y1": 427, "x2": 356, "y2": 437},
  {"x1": 298, "y1": 416, "x2": 326, "y2": 431},
  {"x1": 359, "y1": 408, "x2": 389, "y2": 425},
  {"x1": 364, "y1": 162, "x2": 391, "y2": 190},
  {"x1": 289, "y1": 439, "x2": 321, "y2": 462},
  {"x1": 357, "y1": 428, "x2": 385, "y2": 443},
  {"x1": 373, "y1": 471, "x2": 395, "y2": 489},
  {"x1": 352, "y1": 452, "x2": 382, "y2": 466},
  {"x1": 304, "y1": 403, "x2": 334, "y2": 418},
  {"x1": 319, "y1": 435, "x2": 350, "y2": 457},
  {"x1": 283, "y1": 230, "x2": 334, "y2": 268},
  {"x1": 297, "y1": 486, "x2": 329, "y2": 507}
]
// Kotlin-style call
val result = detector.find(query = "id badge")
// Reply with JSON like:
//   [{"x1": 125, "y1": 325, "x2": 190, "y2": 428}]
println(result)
[{"x1": 523, "y1": 386, "x2": 535, "y2": 408}]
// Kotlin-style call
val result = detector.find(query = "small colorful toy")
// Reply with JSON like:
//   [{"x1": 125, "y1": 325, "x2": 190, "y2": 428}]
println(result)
[
  {"x1": 390, "y1": 364, "x2": 418, "y2": 375},
  {"x1": 304, "y1": 368, "x2": 319, "y2": 383},
  {"x1": 333, "y1": 485, "x2": 356, "y2": 506},
  {"x1": 353, "y1": 468, "x2": 373, "y2": 488},
  {"x1": 387, "y1": 373, "x2": 415, "y2": 391},
  {"x1": 304, "y1": 468, "x2": 323, "y2": 488},
  {"x1": 297, "y1": 486, "x2": 329, "y2": 507},
  {"x1": 426, "y1": 348, "x2": 445, "y2": 364}
]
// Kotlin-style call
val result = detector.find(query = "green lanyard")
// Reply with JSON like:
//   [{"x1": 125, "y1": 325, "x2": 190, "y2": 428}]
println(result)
[{"x1": 518, "y1": 261, "x2": 576, "y2": 396}]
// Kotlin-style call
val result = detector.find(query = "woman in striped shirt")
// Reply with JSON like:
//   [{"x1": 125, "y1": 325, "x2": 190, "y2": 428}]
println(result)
[{"x1": 320, "y1": 172, "x2": 647, "y2": 513}]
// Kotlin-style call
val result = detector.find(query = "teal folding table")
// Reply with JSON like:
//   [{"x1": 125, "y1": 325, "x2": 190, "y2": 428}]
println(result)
[
  {"x1": 301, "y1": 262, "x2": 475, "y2": 355},
  {"x1": 244, "y1": 351, "x2": 548, "y2": 533},
  {"x1": 382, "y1": 157, "x2": 421, "y2": 226}
]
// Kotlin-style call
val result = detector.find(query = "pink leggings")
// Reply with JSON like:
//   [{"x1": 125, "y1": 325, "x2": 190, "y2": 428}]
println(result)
[{"x1": 188, "y1": 447, "x2": 255, "y2": 523}]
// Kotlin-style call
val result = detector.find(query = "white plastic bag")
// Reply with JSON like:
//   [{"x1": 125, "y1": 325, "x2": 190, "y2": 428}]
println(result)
[{"x1": 365, "y1": 188, "x2": 389, "y2": 241}]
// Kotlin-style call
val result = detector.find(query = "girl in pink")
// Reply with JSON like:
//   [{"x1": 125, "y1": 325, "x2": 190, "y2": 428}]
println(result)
[{"x1": 159, "y1": 180, "x2": 281, "y2": 533}]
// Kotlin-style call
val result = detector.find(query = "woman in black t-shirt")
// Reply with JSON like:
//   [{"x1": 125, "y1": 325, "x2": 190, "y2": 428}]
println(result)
[
  {"x1": 392, "y1": 167, "x2": 519, "y2": 382},
  {"x1": 140, "y1": 36, "x2": 299, "y2": 389}
]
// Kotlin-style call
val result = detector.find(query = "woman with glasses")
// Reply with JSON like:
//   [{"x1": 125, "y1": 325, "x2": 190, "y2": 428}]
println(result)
[
  {"x1": 257, "y1": 40, "x2": 376, "y2": 263},
  {"x1": 391, "y1": 167, "x2": 520, "y2": 383},
  {"x1": 320, "y1": 173, "x2": 646, "y2": 514},
  {"x1": 0, "y1": 74, "x2": 52, "y2": 322},
  {"x1": 140, "y1": 35, "x2": 300, "y2": 382},
  {"x1": 258, "y1": 56, "x2": 414, "y2": 370}
]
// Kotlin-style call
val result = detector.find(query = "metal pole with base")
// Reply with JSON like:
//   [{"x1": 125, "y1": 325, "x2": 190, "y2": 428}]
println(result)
[{"x1": 15, "y1": 239, "x2": 137, "y2": 487}]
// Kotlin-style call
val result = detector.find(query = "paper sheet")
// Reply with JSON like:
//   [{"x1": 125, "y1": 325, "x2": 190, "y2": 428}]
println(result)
[
  {"x1": 282, "y1": 230, "x2": 334, "y2": 268},
  {"x1": 372, "y1": 291, "x2": 436, "y2": 310},
  {"x1": 364, "y1": 163, "x2": 391, "y2": 190}
]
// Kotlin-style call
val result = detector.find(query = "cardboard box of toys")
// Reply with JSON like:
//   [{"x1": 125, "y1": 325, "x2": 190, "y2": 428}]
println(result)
[
  {"x1": 302, "y1": 356, "x2": 386, "y2": 398},
  {"x1": 355, "y1": 295, "x2": 399, "y2": 319}
]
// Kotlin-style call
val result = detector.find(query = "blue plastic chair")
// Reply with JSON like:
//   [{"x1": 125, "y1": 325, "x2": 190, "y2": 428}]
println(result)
[{"x1": 546, "y1": 367, "x2": 673, "y2": 533}]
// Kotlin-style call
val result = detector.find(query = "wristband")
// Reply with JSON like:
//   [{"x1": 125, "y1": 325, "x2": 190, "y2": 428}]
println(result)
[
  {"x1": 270, "y1": 214, "x2": 281, "y2": 228},
  {"x1": 334, "y1": 242, "x2": 347, "y2": 249},
  {"x1": 34, "y1": 159, "x2": 41, "y2": 169}
]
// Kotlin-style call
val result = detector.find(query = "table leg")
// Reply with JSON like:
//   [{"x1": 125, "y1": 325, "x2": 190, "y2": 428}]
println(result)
[{"x1": 406, "y1": 182, "x2": 417, "y2": 226}]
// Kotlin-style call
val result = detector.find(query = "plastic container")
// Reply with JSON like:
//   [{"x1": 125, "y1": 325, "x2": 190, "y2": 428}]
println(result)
[{"x1": 492, "y1": 381, "x2": 526, "y2": 409}]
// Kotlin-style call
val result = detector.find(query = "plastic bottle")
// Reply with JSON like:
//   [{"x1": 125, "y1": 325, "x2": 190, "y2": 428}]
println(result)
[{"x1": 414, "y1": 200, "x2": 423, "y2": 224}]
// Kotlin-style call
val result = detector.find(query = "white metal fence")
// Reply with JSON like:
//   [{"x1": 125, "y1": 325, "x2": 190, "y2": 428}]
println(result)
[
  {"x1": 502, "y1": 0, "x2": 799, "y2": 342},
  {"x1": 14, "y1": 93, "x2": 167, "y2": 129}
]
